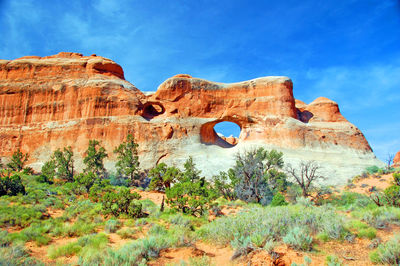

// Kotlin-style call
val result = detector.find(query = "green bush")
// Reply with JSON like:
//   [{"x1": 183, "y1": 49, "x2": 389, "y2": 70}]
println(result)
[
  {"x1": 358, "y1": 227, "x2": 377, "y2": 240},
  {"x1": 366, "y1": 166, "x2": 380, "y2": 174},
  {"x1": 0, "y1": 244, "x2": 42, "y2": 265},
  {"x1": 0, "y1": 204, "x2": 44, "y2": 227},
  {"x1": 199, "y1": 205, "x2": 346, "y2": 247},
  {"x1": 270, "y1": 192, "x2": 288, "y2": 207},
  {"x1": 105, "y1": 219, "x2": 121, "y2": 233},
  {"x1": 148, "y1": 163, "x2": 180, "y2": 191},
  {"x1": 48, "y1": 242, "x2": 82, "y2": 259},
  {"x1": 116, "y1": 228, "x2": 137, "y2": 239},
  {"x1": 49, "y1": 233, "x2": 109, "y2": 259},
  {"x1": 101, "y1": 187, "x2": 144, "y2": 218},
  {"x1": 326, "y1": 255, "x2": 343, "y2": 266},
  {"x1": 78, "y1": 222, "x2": 192, "y2": 265},
  {"x1": 369, "y1": 235, "x2": 400, "y2": 264},
  {"x1": 166, "y1": 157, "x2": 217, "y2": 216},
  {"x1": 283, "y1": 226, "x2": 313, "y2": 251},
  {"x1": 74, "y1": 171, "x2": 98, "y2": 191},
  {"x1": 0, "y1": 174, "x2": 25, "y2": 196}
]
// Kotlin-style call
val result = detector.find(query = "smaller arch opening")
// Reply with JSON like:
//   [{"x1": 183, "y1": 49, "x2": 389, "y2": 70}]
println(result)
[
  {"x1": 200, "y1": 120, "x2": 241, "y2": 148},
  {"x1": 142, "y1": 102, "x2": 165, "y2": 120}
]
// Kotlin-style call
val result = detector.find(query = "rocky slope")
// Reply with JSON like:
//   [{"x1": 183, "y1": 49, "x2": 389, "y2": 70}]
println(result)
[{"x1": 0, "y1": 53, "x2": 383, "y2": 184}]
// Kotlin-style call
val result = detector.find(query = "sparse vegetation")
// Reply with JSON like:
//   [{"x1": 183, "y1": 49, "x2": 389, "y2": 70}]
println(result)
[{"x1": 0, "y1": 143, "x2": 399, "y2": 265}]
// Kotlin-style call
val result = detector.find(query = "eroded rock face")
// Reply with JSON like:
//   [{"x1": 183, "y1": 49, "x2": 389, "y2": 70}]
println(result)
[
  {"x1": 0, "y1": 53, "x2": 383, "y2": 184},
  {"x1": 394, "y1": 152, "x2": 400, "y2": 167}
]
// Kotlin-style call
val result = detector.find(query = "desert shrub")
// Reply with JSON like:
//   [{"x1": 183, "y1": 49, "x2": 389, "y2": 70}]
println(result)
[
  {"x1": 358, "y1": 227, "x2": 377, "y2": 240},
  {"x1": 104, "y1": 219, "x2": 121, "y2": 233},
  {"x1": 64, "y1": 220, "x2": 96, "y2": 237},
  {"x1": 77, "y1": 233, "x2": 109, "y2": 258},
  {"x1": 199, "y1": 205, "x2": 346, "y2": 247},
  {"x1": 116, "y1": 228, "x2": 137, "y2": 239},
  {"x1": 296, "y1": 197, "x2": 314, "y2": 207},
  {"x1": 0, "y1": 244, "x2": 43, "y2": 265},
  {"x1": 326, "y1": 255, "x2": 343, "y2": 266},
  {"x1": 63, "y1": 200, "x2": 102, "y2": 220},
  {"x1": 369, "y1": 235, "x2": 400, "y2": 264},
  {"x1": 286, "y1": 184, "x2": 303, "y2": 203},
  {"x1": 0, "y1": 230, "x2": 10, "y2": 247},
  {"x1": 88, "y1": 180, "x2": 112, "y2": 202},
  {"x1": 107, "y1": 173, "x2": 129, "y2": 187},
  {"x1": 232, "y1": 148, "x2": 284, "y2": 205},
  {"x1": 0, "y1": 204, "x2": 44, "y2": 227},
  {"x1": 366, "y1": 166, "x2": 380, "y2": 174},
  {"x1": 101, "y1": 187, "x2": 144, "y2": 218},
  {"x1": 348, "y1": 220, "x2": 377, "y2": 239},
  {"x1": 353, "y1": 206, "x2": 400, "y2": 229},
  {"x1": 148, "y1": 163, "x2": 180, "y2": 191},
  {"x1": 0, "y1": 174, "x2": 25, "y2": 196},
  {"x1": 211, "y1": 170, "x2": 237, "y2": 200},
  {"x1": 74, "y1": 171, "x2": 99, "y2": 191},
  {"x1": 18, "y1": 223, "x2": 52, "y2": 245},
  {"x1": 78, "y1": 222, "x2": 192, "y2": 265},
  {"x1": 324, "y1": 192, "x2": 372, "y2": 209},
  {"x1": 48, "y1": 241, "x2": 82, "y2": 259},
  {"x1": 166, "y1": 157, "x2": 217, "y2": 216},
  {"x1": 291, "y1": 256, "x2": 312, "y2": 266},
  {"x1": 283, "y1": 226, "x2": 313, "y2": 251},
  {"x1": 270, "y1": 192, "x2": 288, "y2": 207}
]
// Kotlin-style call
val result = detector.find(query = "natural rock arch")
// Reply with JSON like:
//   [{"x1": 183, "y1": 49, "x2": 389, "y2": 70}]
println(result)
[{"x1": 200, "y1": 119, "x2": 242, "y2": 148}]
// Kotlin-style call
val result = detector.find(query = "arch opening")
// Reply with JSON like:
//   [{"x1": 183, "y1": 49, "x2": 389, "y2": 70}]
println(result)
[
  {"x1": 142, "y1": 102, "x2": 165, "y2": 120},
  {"x1": 200, "y1": 120, "x2": 241, "y2": 148}
]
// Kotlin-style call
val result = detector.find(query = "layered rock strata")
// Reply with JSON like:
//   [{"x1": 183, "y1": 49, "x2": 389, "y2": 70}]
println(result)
[{"x1": 0, "y1": 53, "x2": 383, "y2": 184}]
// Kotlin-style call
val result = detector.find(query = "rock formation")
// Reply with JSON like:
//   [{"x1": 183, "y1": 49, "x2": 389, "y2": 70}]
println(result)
[
  {"x1": 0, "y1": 52, "x2": 383, "y2": 184},
  {"x1": 394, "y1": 151, "x2": 400, "y2": 168}
]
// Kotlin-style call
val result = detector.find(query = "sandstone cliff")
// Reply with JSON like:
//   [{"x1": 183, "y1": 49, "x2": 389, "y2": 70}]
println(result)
[
  {"x1": 0, "y1": 52, "x2": 383, "y2": 184},
  {"x1": 394, "y1": 151, "x2": 400, "y2": 168}
]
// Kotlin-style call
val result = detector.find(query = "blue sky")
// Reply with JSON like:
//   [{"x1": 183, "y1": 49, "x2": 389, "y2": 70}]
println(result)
[{"x1": 0, "y1": 0, "x2": 399, "y2": 161}]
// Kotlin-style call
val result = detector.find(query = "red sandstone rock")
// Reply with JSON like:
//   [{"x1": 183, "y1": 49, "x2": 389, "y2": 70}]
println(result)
[
  {"x1": 0, "y1": 53, "x2": 383, "y2": 183},
  {"x1": 394, "y1": 151, "x2": 400, "y2": 167}
]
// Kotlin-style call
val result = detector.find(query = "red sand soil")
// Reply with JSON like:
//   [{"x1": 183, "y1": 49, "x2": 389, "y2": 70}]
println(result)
[
  {"x1": 345, "y1": 173, "x2": 393, "y2": 194},
  {"x1": 149, "y1": 241, "x2": 234, "y2": 265}
]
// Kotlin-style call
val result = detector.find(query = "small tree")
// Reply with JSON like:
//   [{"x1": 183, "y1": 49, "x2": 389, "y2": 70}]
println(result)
[
  {"x1": 53, "y1": 146, "x2": 74, "y2": 181},
  {"x1": 7, "y1": 150, "x2": 29, "y2": 172},
  {"x1": 181, "y1": 156, "x2": 202, "y2": 182},
  {"x1": 148, "y1": 163, "x2": 181, "y2": 191},
  {"x1": 114, "y1": 134, "x2": 140, "y2": 185},
  {"x1": 386, "y1": 153, "x2": 395, "y2": 170},
  {"x1": 38, "y1": 160, "x2": 56, "y2": 184},
  {"x1": 233, "y1": 148, "x2": 285, "y2": 205},
  {"x1": 211, "y1": 169, "x2": 238, "y2": 200},
  {"x1": 84, "y1": 140, "x2": 108, "y2": 176},
  {"x1": 286, "y1": 161, "x2": 325, "y2": 197},
  {"x1": 166, "y1": 158, "x2": 217, "y2": 216}
]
